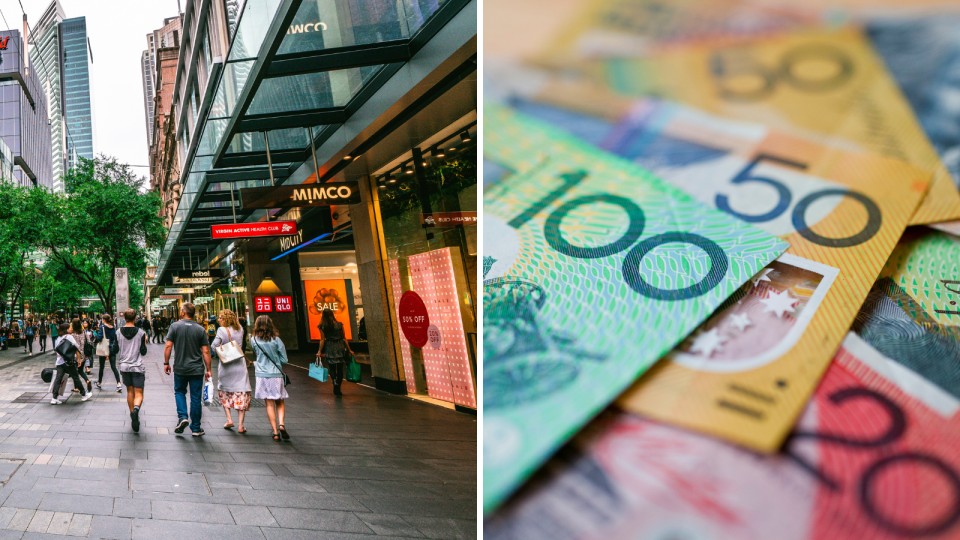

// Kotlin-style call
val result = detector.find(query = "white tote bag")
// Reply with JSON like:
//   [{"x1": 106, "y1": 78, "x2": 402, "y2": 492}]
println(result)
[
  {"x1": 215, "y1": 328, "x2": 245, "y2": 364},
  {"x1": 95, "y1": 330, "x2": 110, "y2": 357}
]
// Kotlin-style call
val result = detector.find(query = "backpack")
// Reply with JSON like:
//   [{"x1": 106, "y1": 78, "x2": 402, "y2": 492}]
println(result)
[{"x1": 25, "y1": 325, "x2": 34, "y2": 337}]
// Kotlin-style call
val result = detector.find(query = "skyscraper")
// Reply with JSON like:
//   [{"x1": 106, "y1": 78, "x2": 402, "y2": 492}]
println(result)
[
  {"x1": 29, "y1": 0, "x2": 94, "y2": 192},
  {"x1": 141, "y1": 16, "x2": 181, "y2": 148},
  {"x1": 0, "y1": 29, "x2": 53, "y2": 188}
]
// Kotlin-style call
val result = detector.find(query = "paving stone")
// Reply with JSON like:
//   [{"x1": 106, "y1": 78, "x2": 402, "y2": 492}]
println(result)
[
  {"x1": 6, "y1": 509, "x2": 33, "y2": 531},
  {"x1": 87, "y1": 515, "x2": 131, "y2": 540},
  {"x1": 24, "y1": 510, "x2": 52, "y2": 533},
  {"x1": 268, "y1": 507, "x2": 372, "y2": 533},
  {"x1": 357, "y1": 513, "x2": 425, "y2": 537},
  {"x1": 131, "y1": 519, "x2": 265, "y2": 540},
  {"x1": 111, "y1": 498, "x2": 151, "y2": 519},
  {"x1": 228, "y1": 505, "x2": 277, "y2": 527},
  {"x1": 150, "y1": 500, "x2": 234, "y2": 524},
  {"x1": 43, "y1": 512, "x2": 71, "y2": 535},
  {"x1": 403, "y1": 516, "x2": 475, "y2": 540},
  {"x1": 65, "y1": 513, "x2": 92, "y2": 536}
]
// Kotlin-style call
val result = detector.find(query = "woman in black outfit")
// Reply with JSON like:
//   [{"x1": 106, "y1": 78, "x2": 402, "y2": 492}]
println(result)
[
  {"x1": 316, "y1": 309, "x2": 352, "y2": 396},
  {"x1": 96, "y1": 314, "x2": 122, "y2": 392}
]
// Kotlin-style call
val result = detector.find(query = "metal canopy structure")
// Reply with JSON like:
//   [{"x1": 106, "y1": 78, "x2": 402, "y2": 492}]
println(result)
[{"x1": 156, "y1": 0, "x2": 473, "y2": 285}]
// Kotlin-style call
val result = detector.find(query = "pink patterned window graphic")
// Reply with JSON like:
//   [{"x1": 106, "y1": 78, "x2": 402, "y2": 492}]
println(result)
[{"x1": 390, "y1": 248, "x2": 477, "y2": 408}]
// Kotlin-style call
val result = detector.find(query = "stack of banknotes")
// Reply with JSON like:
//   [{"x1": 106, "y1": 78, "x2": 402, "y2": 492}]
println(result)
[{"x1": 482, "y1": 0, "x2": 960, "y2": 537}]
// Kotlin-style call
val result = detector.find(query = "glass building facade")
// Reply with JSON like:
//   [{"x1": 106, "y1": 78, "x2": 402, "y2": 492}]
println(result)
[
  {"x1": 61, "y1": 17, "x2": 94, "y2": 172},
  {"x1": 29, "y1": 1, "x2": 94, "y2": 190},
  {"x1": 0, "y1": 30, "x2": 53, "y2": 188}
]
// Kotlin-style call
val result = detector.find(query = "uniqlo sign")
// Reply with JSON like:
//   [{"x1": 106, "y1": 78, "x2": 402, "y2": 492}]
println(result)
[
  {"x1": 275, "y1": 296, "x2": 293, "y2": 312},
  {"x1": 211, "y1": 221, "x2": 297, "y2": 239},
  {"x1": 254, "y1": 297, "x2": 273, "y2": 312}
]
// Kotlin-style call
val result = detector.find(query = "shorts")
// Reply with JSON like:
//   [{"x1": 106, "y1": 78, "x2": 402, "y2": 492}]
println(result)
[{"x1": 121, "y1": 371, "x2": 145, "y2": 388}]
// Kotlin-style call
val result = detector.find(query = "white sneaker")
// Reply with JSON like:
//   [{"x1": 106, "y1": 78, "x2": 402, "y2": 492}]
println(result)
[
  {"x1": 49, "y1": 398, "x2": 61, "y2": 404},
  {"x1": 81, "y1": 393, "x2": 92, "y2": 402}
]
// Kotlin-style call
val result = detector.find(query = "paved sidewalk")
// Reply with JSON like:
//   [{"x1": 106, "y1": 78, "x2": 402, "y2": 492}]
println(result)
[{"x1": 0, "y1": 340, "x2": 476, "y2": 539}]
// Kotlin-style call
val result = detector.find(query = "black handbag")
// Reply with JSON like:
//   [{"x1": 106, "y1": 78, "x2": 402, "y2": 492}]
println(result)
[
  {"x1": 55, "y1": 336, "x2": 78, "y2": 359},
  {"x1": 40, "y1": 367, "x2": 53, "y2": 383}
]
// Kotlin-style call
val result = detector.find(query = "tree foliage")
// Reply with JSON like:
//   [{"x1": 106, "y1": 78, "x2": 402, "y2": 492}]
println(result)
[{"x1": 0, "y1": 156, "x2": 165, "y2": 315}]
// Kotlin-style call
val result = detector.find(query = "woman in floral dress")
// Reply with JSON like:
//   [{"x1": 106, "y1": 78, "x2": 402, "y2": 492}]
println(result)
[{"x1": 210, "y1": 309, "x2": 252, "y2": 432}]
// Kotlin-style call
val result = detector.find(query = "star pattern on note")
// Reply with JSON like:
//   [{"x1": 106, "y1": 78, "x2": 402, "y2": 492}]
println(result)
[
  {"x1": 690, "y1": 328, "x2": 728, "y2": 357},
  {"x1": 728, "y1": 313, "x2": 752, "y2": 332},
  {"x1": 760, "y1": 289, "x2": 797, "y2": 319},
  {"x1": 751, "y1": 268, "x2": 773, "y2": 288}
]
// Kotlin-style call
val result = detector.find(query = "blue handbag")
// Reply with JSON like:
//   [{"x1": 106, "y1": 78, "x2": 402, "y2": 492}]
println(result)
[{"x1": 309, "y1": 361, "x2": 328, "y2": 383}]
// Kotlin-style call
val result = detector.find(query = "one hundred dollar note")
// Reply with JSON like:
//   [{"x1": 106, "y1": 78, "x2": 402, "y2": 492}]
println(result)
[
  {"x1": 578, "y1": 28, "x2": 960, "y2": 225},
  {"x1": 485, "y1": 228, "x2": 960, "y2": 540},
  {"x1": 482, "y1": 104, "x2": 789, "y2": 513},
  {"x1": 489, "y1": 72, "x2": 930, "y2": 451}
]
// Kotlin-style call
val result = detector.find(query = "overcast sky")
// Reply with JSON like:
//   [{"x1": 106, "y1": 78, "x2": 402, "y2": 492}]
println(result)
[{"x1": 16, "y1": 0, "x2": 183, "y2": 179}]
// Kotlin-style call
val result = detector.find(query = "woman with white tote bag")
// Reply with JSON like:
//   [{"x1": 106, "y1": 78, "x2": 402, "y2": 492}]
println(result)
[{"x1": 210, "y1": 309, "x2": 252, "y2": 432}]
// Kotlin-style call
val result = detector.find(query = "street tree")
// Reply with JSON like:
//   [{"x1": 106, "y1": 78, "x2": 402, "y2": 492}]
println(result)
[{"x1": 15, "y1": 156, "x2": 166, "y2": 314}]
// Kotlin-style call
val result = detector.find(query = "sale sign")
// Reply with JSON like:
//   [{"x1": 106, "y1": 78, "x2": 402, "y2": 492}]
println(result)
[
  {"x1": 211, "y1": 221, "x2": 298, "y2": 239},
  {"x1": 398, "y1": 291, "x2": 429, "y2": 348},
  {"x1": 304, "y1": 280, "x2": 352, "y2": 340},
  {"x1": 275, "y1": 296, "x2": 292, "y2": 312},
  {"x1": 254, "y1": 297, "x2": 272, "y2": 312}
]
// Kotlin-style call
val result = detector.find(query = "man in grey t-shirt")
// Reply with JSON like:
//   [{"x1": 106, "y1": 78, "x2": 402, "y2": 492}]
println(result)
[{"x1": 164, "y1": 303, "x2": 211, "y2": 436}]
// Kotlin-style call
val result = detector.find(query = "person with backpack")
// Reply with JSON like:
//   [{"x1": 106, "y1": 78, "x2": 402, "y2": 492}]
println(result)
[
  {"x1": 95, "y1": 315, "x2": 122, "y2": 392},
  {"x1": 37, "y1": 318, "x2": 47, "y2": 353},
  {"x1": 69, "y1": 319, "x2": 93, "y2": 393},
  {"x1": 316, "y1": 308, "x2": 352, "y2": 397},
  {"x1": 250, "y1": 315, "x2": 290, "y2": 441},
  {"x1": 24, "y1": 320, "x2": 35, "y2": 355},
  {"x1": 117, "y1": 309, "x2": 148, "y2": 433},
  {"x1": 51, "y1": 323, "x2": 92, "y2": 404},
  {"x1": 48, "y1": 320, "x2": 58, "y2": 353}
]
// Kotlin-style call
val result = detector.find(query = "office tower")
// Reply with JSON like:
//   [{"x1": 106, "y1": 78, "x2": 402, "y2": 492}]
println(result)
[
  {"x1": 0, "y1": 29, "x2": 53, "y2": 188},
  {"x1": 141, "y1": 16, "x2": 181, "y2": 147},
  {"x1": 29, "y1": 0, "x2": 94, "y2": 192}
]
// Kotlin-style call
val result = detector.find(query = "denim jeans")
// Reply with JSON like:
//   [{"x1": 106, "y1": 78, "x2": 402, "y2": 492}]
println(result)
[{"x1": 173, "y1": 374, "x2": 204, "y2": 432}]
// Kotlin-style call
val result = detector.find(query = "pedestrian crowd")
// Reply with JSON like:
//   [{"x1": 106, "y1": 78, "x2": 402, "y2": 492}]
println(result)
[{"x1": 14, "y1": 301, "x2": 351, "y2": 440}]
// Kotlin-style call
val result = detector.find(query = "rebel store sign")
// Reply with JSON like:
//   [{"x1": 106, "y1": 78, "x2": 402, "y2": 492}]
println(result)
[
  {"x1": 241, "y1": 183, "x2": 361, "y2": 209},
  {"x1": 211, "y1": 221, "x2": 298, "y2": 239}
]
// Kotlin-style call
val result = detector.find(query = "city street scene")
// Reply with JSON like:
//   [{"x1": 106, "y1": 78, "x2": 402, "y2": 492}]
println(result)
[{"x1": 0, "y1": 0, "x2": 477, "y2": 538}]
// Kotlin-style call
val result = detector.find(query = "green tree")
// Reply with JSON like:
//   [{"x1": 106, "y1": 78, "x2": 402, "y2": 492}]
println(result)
[
  {"x1": 13, "y1": 156, "x2": 165, "y2": 314},
  {"x1": 0, "y1": 183, "x2": 39, "y2": 320}
]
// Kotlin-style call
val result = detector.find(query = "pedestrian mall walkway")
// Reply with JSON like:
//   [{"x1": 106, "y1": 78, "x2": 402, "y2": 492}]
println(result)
[{"x1": 0, "y1": 340, "x2": 476, "y2": 539}]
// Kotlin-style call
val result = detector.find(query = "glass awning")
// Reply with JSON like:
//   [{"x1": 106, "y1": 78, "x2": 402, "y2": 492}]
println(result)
[{"x1": 155, "y1": 0, "x2": 473, "y2": 283}]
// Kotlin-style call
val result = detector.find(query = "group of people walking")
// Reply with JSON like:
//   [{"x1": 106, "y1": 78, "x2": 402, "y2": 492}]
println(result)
[{"x1": 38, "y1": 301, "x2": 352, "y2": 441}]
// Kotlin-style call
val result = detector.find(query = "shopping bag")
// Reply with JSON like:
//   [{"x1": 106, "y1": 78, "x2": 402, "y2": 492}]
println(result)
[
  {"x1": 309, "y1": 362, "x2": 328, "y2": 383},
  {"x1": 202, "y1": 379, "x2": 214, "y2": 404},
  {"x1": 346, "y1": 361, "x2": 361, "y2": 383}
]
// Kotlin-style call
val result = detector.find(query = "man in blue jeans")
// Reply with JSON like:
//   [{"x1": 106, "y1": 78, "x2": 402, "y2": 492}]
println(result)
[{"x1": 163, "y1": 302, "x2": 212, "y2": 436}]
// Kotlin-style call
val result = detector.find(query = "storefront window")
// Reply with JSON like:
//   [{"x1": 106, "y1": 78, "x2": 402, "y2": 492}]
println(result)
[{"x1": 375, "y1": 121, "x2": 477, "y2": 408}]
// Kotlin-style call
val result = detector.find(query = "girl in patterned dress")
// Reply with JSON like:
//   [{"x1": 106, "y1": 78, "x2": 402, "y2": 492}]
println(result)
[{"x1": 210, "y1": 309, "x2": 252, "y2": 432}]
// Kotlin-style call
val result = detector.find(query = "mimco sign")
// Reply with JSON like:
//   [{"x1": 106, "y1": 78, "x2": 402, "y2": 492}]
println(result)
[{"x1": 240, "y1": 182, "x2": 361, "y2": 209}]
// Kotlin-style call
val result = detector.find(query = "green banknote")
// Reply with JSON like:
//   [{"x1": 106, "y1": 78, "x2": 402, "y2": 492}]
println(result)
[{"x1": 482, "y1": 104, "x2": 790, "y2": 513}]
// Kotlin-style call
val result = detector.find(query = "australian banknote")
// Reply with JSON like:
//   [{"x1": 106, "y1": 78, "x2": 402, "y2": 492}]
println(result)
[
  {"x1": 562, "y1": 28, "x2": 960, "y2": 225},
  {"x1": 483, "y1": 103, "x2": 789, "y2": 512},
  {"x1": 485, "y1": 227, "x2": 960, "y2": 540},
  {"x1": 867, "y1": 15, "x2": 960, "y2": 236},
  {"x1": 490, "y1": 76, "x2": 930, "y2": 450}
]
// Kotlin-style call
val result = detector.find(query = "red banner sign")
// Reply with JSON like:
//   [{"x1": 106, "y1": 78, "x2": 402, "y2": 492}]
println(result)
[
  {"x1": 275, "y1": 296, "x2": 292, "y2": 312},
  {"x1": 254, "y1": 297, "x2": 273, "y2": 312},
  {"x1": 420, "y1": 211, "x2": 478, "y2": 227},
  {"x1": 398, "y1": 291, "x2": 429, "y2": 348},
  {"x1": 211, "y1": 221, "x2": 298, "y2": 239}
]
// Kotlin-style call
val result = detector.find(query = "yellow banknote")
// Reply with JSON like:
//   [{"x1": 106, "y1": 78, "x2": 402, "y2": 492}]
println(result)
[
  {"x1": 592, "y1": 102, "x2": 931, "y2": 452},
  {"x1": 569, "y1": 28, "x2": 960, "y2": 225}
]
